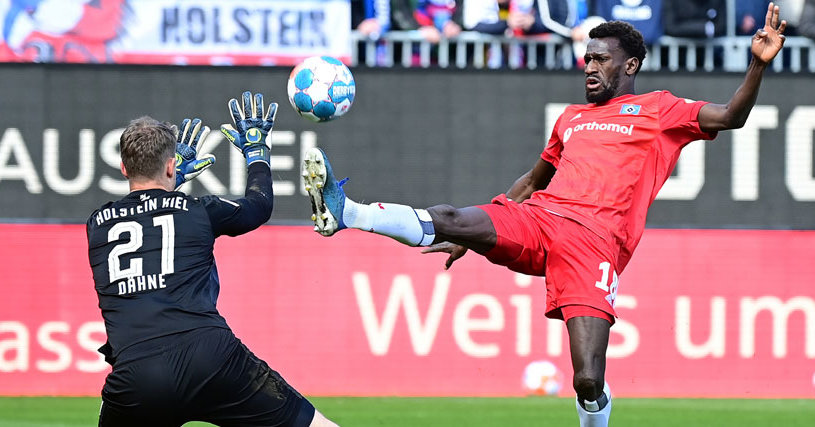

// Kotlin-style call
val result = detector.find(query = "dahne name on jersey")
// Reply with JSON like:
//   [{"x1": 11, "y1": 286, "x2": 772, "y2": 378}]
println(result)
[
  {"x1": 118, "y1": 273, "x2": 167, "y2": 295},
  {"x1": 564, "y1": 121, "x2": 634, "y2": 142},
  {"x1": 94, "y1": 195, "x2": 189, "y2": 226}
]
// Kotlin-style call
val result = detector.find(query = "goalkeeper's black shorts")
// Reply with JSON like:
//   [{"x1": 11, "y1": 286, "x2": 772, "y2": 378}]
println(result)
[{"x1": 98, "y1": 327, "x2": 315, "y2": 427}]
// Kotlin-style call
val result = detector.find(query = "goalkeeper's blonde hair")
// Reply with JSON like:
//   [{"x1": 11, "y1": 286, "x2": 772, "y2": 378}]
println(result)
[{"x1": 120, "y1": 116, "x2": 175, "y2": 181}]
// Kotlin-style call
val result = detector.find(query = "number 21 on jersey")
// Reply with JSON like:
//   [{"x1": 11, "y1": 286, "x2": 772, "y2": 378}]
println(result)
[{"x1": 107, "y1": 214, "x2": 175, "y2": 284}]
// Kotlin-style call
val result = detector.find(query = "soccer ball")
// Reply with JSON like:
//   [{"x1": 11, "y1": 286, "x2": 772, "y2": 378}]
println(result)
[
  {"x1": 287, "y1": 56, "x2": 356, "y2": 122},
  {"x1": 522, "y1": 360, "x2": 564, "y2": 396}
]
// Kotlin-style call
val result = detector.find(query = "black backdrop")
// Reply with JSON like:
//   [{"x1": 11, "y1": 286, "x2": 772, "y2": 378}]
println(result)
[{"x1": 0, "y1": 63, "x2": 813, "y2": 229}]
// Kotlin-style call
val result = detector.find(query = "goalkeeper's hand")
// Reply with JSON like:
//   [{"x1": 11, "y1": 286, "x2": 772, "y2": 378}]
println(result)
[
  {"x1": 175, "y1": 118, "x2": 216, "y2": 190},
  {"x1": 220, "y1": 91, "x2": 278, "y2": 167}
]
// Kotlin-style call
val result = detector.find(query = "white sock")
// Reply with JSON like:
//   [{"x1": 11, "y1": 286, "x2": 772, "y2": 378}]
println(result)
[
  {"x1": 342, "y1": 199, "x2": 435, "y2": 246},
  {"x1": 575, "y1": 382, "x2": 612, "y2": 427}
]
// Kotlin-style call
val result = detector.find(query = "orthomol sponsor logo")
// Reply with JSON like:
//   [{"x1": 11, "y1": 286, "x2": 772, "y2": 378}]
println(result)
[{"x1": 563, "y1": 121, "x2": 634, "y2": 142}]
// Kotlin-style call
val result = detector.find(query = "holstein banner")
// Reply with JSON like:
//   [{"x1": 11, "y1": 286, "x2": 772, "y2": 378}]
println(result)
[
  {"x1": 1, "y1": 224, "x2": 813, "y2": 397},
  {"x1": 0, "y1": 0, "x2": 351, "y2": 65}
]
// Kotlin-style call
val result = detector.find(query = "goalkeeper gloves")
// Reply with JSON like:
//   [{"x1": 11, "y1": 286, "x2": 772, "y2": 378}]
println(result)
[
  {"x1": 220, "y1": 91, "x2": 278, "y2": 167},
  {"x1": 175, "y1": 118, "x2": 216, "y2": 190}
]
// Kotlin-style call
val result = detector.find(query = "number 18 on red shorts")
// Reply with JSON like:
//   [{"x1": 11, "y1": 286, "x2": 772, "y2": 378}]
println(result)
[{"x1": 479, "y1": 195, "x2": 619, "y2": 324}]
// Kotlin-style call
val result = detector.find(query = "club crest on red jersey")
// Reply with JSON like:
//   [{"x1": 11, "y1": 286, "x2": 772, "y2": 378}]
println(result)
[{"x1": 620, "y1": 104, "x2": 641, "y2": 115}]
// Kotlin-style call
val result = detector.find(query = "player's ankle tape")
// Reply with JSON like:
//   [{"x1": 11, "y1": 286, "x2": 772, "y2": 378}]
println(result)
[
  {"x1": 416, "y1": 209, "x2": 436, "y2": 246},
  {"x1": 579, "y1": 392, "x2": 609, "y2": 412}
]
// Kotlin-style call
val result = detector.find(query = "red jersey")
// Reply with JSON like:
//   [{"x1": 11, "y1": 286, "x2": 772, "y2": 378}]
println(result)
[{"x1": 530, "y1": 91, "x2": 716, "y2": 271}]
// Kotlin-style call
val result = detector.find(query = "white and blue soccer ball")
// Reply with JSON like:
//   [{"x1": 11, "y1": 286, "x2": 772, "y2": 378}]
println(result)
[
  {"x1": 522, "y1": 360, "x2": 564, "y2": 396},
  {"x1": 287, "y1": 56, "x2": 355, "y2": 122}
]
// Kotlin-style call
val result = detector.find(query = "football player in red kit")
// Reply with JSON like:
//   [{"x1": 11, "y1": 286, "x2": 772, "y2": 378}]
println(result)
[{"x1": 302, "y1": 4, "x2": 787, "y2": 427}]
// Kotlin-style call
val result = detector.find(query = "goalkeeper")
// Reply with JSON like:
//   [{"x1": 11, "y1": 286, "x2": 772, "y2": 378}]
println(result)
[{"x1": 87, "y1": 92, "x2": 337, "y2": 426}]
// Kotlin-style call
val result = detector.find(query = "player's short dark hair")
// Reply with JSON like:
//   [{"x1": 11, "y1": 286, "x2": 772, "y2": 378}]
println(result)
[
  {"x1": 589, "y1": 21, "x2": 647, "y2": 73},
  {"x1": 120, "y1": 116, "x2": 175, "y2": 181}
]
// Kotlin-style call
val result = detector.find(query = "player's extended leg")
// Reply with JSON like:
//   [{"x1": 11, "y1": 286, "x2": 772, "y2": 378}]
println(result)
[
  {"x1": 426, "y1": 204, "x2": 496, "y2": 253},
  {"x1": 567, "y1": 316, "x2": 613, "y2": 427},
  {"x1": 303, "y1": 147, "x2": 496, "y2": 252}
]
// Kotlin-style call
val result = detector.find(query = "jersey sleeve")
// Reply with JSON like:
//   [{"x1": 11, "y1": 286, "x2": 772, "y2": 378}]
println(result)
[
  {"x1": 541, "y1": 114, "x2": 565, "y2": 168},
  {"x1": 201, "y1": 163, "x2": 274, "y2": 237},
  {"x1": 658, "y1": 90, "x2": 718, "y2": 145}
]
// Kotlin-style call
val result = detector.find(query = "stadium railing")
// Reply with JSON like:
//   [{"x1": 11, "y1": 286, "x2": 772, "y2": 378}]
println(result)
[
  {"x1": 351, "y1": 31, "x2": 572, "y2": 70},
  {"x1": 351, "y1": 31, "x2": 815, "y2": 73}
]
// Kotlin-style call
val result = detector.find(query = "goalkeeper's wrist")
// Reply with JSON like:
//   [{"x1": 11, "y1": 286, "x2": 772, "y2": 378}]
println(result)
[{"x1": 244, "y1": 144, "x2": 270, "y2": 167}]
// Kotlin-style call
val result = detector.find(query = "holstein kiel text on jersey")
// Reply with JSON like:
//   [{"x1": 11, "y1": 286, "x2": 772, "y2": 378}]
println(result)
[{"x1": 94, "y1": 195, "x2": 189, "y2": 226}]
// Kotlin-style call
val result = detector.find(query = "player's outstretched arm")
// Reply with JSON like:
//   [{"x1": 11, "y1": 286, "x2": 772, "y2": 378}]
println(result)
[
  {"x1": 174, "y1": 118, "x2": 216, "y2": 190},
  {"x1": 698, "y1": 2, "x2": 786, "y2": 133},
  {"x1": 506, "y1": 158, "x2": 557, "y2": 203},
  {"x1": 203, "y1": 92, "x2": 279, "y2": 237}
]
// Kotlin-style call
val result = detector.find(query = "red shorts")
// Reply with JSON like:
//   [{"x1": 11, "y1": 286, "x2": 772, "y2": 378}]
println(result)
[{"x1": 477, "y1": 195, "x2": 619, "y2": 324}]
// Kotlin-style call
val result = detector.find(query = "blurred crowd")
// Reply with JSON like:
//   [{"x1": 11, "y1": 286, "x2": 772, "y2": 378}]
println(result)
[{"x1": 351, "y1": 0, "x2": 815, "y2": 52}]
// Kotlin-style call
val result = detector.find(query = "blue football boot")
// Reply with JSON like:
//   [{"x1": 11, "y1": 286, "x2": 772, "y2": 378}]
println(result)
[{"x1": 302, "y1": 147, "x2": 348, "y2": 236}]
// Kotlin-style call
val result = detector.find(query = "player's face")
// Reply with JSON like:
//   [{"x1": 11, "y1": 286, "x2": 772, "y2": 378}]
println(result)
[{"x1": 583, "y1": 38, "x2": 629, "y2": 104}]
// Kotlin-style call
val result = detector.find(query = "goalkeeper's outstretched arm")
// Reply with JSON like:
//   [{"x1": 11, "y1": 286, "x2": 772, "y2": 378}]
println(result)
[
  {"x1": 204, "y1": 91, "x2": 279, "y2": 237},
  {"x1": 202, "y1": 162, "x2": 273, "y2": 237}
]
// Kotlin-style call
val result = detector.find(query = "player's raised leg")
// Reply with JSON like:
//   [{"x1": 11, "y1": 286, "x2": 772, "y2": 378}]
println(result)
[
  {"x1": 302, "y1": 147, "x2": 496, "y2": 252},
  {"x1": 567, "y1": 316, "x2": 612, "y2": 427}
]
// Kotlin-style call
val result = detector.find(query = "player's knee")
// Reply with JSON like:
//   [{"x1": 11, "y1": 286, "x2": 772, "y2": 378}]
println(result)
[
  {"x1": 427, "y1": 204, "x2": 463, "y2": 229},
  {"x1": 572, "y1": 373, "x2": 604, "y2": 401}
]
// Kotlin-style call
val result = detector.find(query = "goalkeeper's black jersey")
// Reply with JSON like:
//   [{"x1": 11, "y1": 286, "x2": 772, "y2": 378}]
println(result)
[{"x1": 86, "y1": 163, "x2": 273, "y2": 364}]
